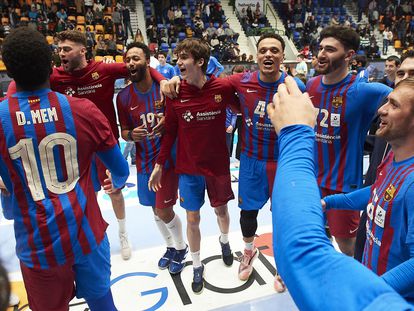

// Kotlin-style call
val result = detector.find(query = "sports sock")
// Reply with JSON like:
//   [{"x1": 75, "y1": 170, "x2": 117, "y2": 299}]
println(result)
[
  {"x1": 117, "y1": 218, "x2": 126, "y2": 234},
  {"x1": 245, "y1": 241, "x2": 254, "y2": 251},
  {"x1": 154, "y1": 215, "x2": 174, "y2": 247},
  {"x1": 166, "y1": 214, "x2": 186, "y2": 250},
  {"x1": 191, "y1": 251, "x2": 201, "y2": 268},
  {"x1": 219, "y1": 233, "x2": 229, "y2": 244}
]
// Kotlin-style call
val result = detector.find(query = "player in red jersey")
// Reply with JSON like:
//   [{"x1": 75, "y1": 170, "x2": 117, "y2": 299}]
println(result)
[
  {"x1": 52, "y1": 30, "x2": 166, "y2": 260},
  {"x1": 149, "y1": 38, "x2": 237, "y2": 294},
  {"x1": 1, "y1": 27, "x2": 129, "y2": 311},
  {"x1": 117, "y1": 42, "x2": 188, "y2": 273}
]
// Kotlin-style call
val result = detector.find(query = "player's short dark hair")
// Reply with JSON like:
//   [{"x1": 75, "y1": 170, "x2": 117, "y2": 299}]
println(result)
[
  {"x1": 354, "y1": 54, "x2": 367, "y2": 67},
  {"x1": 56, "y1": 30, "x2": 87, "y2": 47},
  {"x1": 2, "y1": 27, "x2": 51, "y2": 91},
  {"x1": 174, "y1": 38, "x2": 210, "y2": 74},
  {"x1": 125, "y1": 42, "x2": 151, "y2": 60},
  {"x1": 297, "y1": 53, "x2": 305, "y2": 59},
  {"x1": 401, "y1": 50, "x2": 414, "y2": 63},
  {"x1": 157, "y1": 51, "x2": 167, "y2": 58},
  {"x1": 319, "y1": 26, "x2": 360, "y2": 51},
  {"x1": 386, "y1": 55, "x2": 401, "y2": 66},
  {"x1": 256, "y1": 33, "x2": 285, "y2": 52},
  {"x1": 232, "y1": 64, "x2": 246, "y2": 74}
]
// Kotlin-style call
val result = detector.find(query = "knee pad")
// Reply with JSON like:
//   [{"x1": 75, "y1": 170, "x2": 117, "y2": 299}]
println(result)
[{"x1": 240, "y1": 210, "x2": 259, "y2": 238}]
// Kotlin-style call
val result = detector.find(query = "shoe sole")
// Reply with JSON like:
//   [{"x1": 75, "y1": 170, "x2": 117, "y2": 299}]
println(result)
[{"x1": 238, "y1": 249, "x2": 259, "y2": 281}]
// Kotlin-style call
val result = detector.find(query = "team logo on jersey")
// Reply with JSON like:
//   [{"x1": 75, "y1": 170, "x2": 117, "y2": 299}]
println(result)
[
  {"x1": 154, "y1": 100, "x2": 163, "y2": 109},
  {"x1": 367, "y1": 202, "x2": 374, "y2": 220},
  {"x1": 332, "y1": 96, "x2": 343, "y2": 108},
  {"x1": 374, "y1": 205, "x2": 386, "y2": 228},
  {"x1": 214, "y1": 94, "x2": 222, "y2": 103},
  {"x1": 182, "y1": 110, "x2": 194, "y2": 122},
  {"x1": 384, "y1": 184, "x2": 396, "y2": 202},
  {"x1": 91, "y1": 72, "x2": 100, "y2": 80},
  {"x1": 245, "y1": 118, "x2": 253, "y2": 127},
  {"x1": 65, "y1": 87, "x2": 76, "y2": 96}
]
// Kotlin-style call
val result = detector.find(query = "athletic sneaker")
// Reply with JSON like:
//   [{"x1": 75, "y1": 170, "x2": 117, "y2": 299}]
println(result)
[
  {"x1": 219, "y1": 238, "x2": 234, "y2": 266},
  {"x1": 9, "y1": 293, "x2": 19, "y2": 306},
  {"x1": 169, "y1": 244, "x2": 188, "y2": 274},
  {"x1": 238, "y1": 248, "x2": 259, "y2": 281},
  {"x1": 274, "y1": 274, "x2": 287, "y2": 293},
  {"x1": 119, "y1": 232, "x2": 132, "y2": 260},
  {"x1": 158, "y1": 247, "x2": 176, "y2": 270},
  {"x1": 191, "y1": 264, "x2": 205, "y2": 294}
]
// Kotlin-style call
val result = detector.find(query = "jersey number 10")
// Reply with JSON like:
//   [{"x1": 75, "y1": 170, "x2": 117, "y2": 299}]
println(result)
[{"x1": 9, "y1": 133, "x2": 80, "y2": 201}]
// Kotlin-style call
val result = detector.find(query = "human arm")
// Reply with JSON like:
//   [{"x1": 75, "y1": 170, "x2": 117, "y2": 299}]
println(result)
[
  {"x1": 268, "y1": 76, "x2": 412, "y2": 311},
  {"x1": 149, "y1": 97, "x2": 178, "y2": 191},
  {"x1": 96, "y1": 145, "x2": 129, "y2": 190},
  {"x1": 381, "y1": 183, "x2": 414, "y2": 295},
  {"x1": 323, "y1": 186, "x2": 371, "y2": 211},
  {"x1": 208, "y1": 56, "x2": 224, "y2": 77}
]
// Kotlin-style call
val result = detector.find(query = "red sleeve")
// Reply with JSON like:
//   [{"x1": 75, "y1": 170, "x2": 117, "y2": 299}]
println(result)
[
  {"x1": 223, "y1": 76, "x2": 241, "y2": 113},
  {"x1": 6, "y1": 80, "x2": 16, "y2": 97},
  {"x1": 116, "y1": 92, "x2": 132, "y2": 130},
  {"x1": 156, "y1": 97, "x2": 177, "y2": 165},
  {"x1": 104, "y1": 62, "x2": 129, "y2": 78},
  {"x1": 150, "y1": 67, "x2": 167, "y2": 84}
]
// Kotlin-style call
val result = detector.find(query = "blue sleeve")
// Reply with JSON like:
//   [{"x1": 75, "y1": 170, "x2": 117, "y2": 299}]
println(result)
[
  {"x1": 382, "y1": 258, "x2": 414, "y2": 296},
  {"x1": 357, "y1": 82, "x2": 392, "y2": 118},
  {"x1": 207, "y1": 56, "x2": 224, "y2": 77},
  {"x1": 230, "y1": 113, "x2": 237, "y2": 128},
  {"x1": 272, "y1": 124, "x2": 412, "y2": 310},
  {"x1": 324, "y1": 186, "x2": 371, "y2": 211},
  {"x1": 96, "y1": 145, "x2": 129, "y2": 189},
  {"x1": 293, "y1": 77, "x2": 306, "y2": 92},
  {"x1": 169, "y1": 66, "x2": 177, "y2": 79}
]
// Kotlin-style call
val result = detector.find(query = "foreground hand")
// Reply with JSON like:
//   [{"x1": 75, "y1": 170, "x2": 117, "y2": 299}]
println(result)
[
  {"x1": 321, "y1": 199, "x2": 326, "y2": 212},
  {"x1": 148, "y1": 113, "x2": 165, "y2": 138},
  {"x1": 267, "y1": 76, "x2": 317, "y2": 134},
  {"x1": 103, "y1": 170, "x2": 121, "y2": 195},
  {"x1": 148, "y1": 164, "x2": 163, "y2": 192},
  {"x1": 131, "y1": 124, "x2": 149, "y2": 142},
  {"x1": 160, "y1": 76, "x2": 181, "y2": 99}
]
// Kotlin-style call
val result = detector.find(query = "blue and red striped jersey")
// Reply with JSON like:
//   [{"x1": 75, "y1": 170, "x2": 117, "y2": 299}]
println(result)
[
  {"x1": 307, "y1": 74, "x2": 392, "y2": 193},
  {"x1": 228, "y1": 71, "x2": 305, "y2": 161},
  {"x1": 0, "y1": 89, "x2": 118, "y2": 269},
  {"x1": 117, "y1": 82, "x2": 174, "y2": 174},
  {"x1": 363, "y1": 152, "x2": 414, "y2": 301}
]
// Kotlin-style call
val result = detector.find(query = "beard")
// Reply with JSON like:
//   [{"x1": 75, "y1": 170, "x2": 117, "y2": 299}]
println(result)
[
  {"x1": 315, "y1": 54, "x2": 346, "y2": 75},
  {"x1": 130, "y1": 64, "x2": 147, "y2": 83}
]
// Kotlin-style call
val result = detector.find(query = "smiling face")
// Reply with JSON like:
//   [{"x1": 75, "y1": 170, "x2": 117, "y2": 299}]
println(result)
[
  {"x1": 125, "y1": 47, "x2": 149, "y2": 83},
  {"x1": 376, "y1": 86, "x2": 414, "y2": 144},
  {"x1": 58, "y1": 39, "x2": 86, "y2": 72},
  {"x1": 176, "y1": 50, "x2": 204, "y2": 81},
  {"x1": 257, "y1": 37, "x2": 284, "y2": 82},
  {"x1": 316, "y1": 37, "x2": 352, "y2": 75},
  {"x1": 395, "y1": 58, "x2": 414, "y2": 85}
]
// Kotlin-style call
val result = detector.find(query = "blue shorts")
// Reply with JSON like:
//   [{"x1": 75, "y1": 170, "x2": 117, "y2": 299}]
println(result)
[
  {"x1": 21, "y1": 234, "x2": 111, "y2": 310},
  {"x1": 179, "y1": 174, "x2": 234, "y2": 211},
  {"x1": 238, "y1": 153, "x2": 277, "y2": 211},
  {"x1": 137, "y1": 168, "x2": 178, "y2": 209},
  {"x1": 74, "y1": 234, "x2": 111, "y2": 300}
]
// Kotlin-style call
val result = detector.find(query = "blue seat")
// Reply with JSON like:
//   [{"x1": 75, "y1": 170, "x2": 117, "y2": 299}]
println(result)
[
  {"x1": 340, "y1": 7, "x2": 347, "y2": 15},
  {"x1": 178, "y1": 32, "x2": 186, "y2": 41},
  {"x1": 160, "y1": 43, "x2": 169, "y2": 52},
  {"x1": 171, "y1": 42, "x2": 177, "y2": 50},
  {"x1": 213, "y1": 22, "x2": 219, "y2": 28},
  {"x1": 316, "y1": 15, "x2": 322, "y2": 23}
]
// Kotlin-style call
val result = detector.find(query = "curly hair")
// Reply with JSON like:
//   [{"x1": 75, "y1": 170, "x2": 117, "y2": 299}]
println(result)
[{"x1": 2, "y1": 27, "x2": 51, "y2": 91}]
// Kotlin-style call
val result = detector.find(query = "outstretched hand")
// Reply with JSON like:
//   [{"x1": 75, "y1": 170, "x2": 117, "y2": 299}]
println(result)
[{"x1": 267, "y1": 76, "x2": 317, "y2": 134}]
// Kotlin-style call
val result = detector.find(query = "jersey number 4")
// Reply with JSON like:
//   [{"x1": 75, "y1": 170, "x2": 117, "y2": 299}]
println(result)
[{"x1": 9, "y1": 133, "x2": 79, "y2": 201}]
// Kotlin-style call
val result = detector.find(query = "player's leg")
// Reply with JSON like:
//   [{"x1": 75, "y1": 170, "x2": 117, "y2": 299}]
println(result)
[
  {"x1": 179, "y1": 174, "x2": 205, "y2": 294},
  {"x1": 154, "y1": 168, "x2": 187, "y2": 274},
  {"x1": 96, "y1": 158, "x2": 131, "y2": 260},
  {"x1": 206, "y1": 174, "x2": 235, "y2": 267},
  {"x1": 237, "y1": 155, "x2": 268, "y2": 280},
  {"x1": 20, "y1": 260, "x2": 76, "y2": 311},
  {"x1": 74, "y1": 234, "x2": 117, "y2": 311}
]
